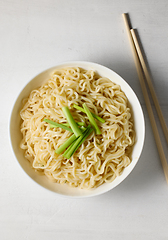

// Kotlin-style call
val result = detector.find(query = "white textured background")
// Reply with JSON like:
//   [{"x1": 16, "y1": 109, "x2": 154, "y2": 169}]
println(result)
[{"x1": 1, "y1": 0, "x2": 168, "y2": 239}]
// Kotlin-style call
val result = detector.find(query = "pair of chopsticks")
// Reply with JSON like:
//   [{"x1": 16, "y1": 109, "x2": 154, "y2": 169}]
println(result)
[{"x1": 122, "y1": 13, "x2": 168, "y2": 183}]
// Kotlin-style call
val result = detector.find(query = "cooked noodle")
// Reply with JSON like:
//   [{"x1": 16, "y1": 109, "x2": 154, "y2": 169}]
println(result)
[{"x1": 20, "y1": 67, "x2": 135, "y2": 189}]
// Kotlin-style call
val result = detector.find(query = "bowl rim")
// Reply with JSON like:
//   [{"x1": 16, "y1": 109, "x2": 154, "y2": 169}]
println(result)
[{"x1": 9, "y1": 60, "x2": 145, "y2": 198}]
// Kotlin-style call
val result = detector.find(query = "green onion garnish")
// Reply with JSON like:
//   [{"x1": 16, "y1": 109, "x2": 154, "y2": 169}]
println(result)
[
  {"x1": 73, "y1": 104, "x2": 105, "y2": 123},
  {"x1": 62, "y1": 106, "x2": 83, "y2": 137},
  {"x1": 55, "y1": 134, "x2": 77, "y2": 155},
  {"x1": 43, "y1": 119, "x2": 73, "y2": 132},
  {"x1": 82, "y1": 103, "x2": 101, "y2": 135},
  {"x1": 59, "y1": 122, "x2": 85, "y2": 127},
  {"x1": 45, "y1": 103, "x2": 105, "y2": 158},
  {"x1": 55, "y1": 127, "x2": 86, "y2": 154},
  {"x1": 49, "y1": 121, "x2": 84, "y2": 129},
  {"x1": 63, "y1": 126, "x2": 93, "y2": 159}
]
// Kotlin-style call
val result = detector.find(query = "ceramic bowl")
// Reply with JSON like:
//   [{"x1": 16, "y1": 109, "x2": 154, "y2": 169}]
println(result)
[{"x1": 9, "y1": 61, "x2": 145, "y2": 198}]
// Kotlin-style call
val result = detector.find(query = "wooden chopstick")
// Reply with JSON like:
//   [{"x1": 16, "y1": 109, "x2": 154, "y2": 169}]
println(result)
[
  {"x1": 130, "y1": 28, "x2": 168, "y2": 144},
  {"x1": 122, "y1": 13, "x2": 168, "y2": 183}
]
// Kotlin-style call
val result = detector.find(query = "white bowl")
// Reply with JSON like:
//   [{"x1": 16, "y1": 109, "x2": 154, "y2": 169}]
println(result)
[{"x1": 9, "y1": 61, "x2": 145, "y2": 198}]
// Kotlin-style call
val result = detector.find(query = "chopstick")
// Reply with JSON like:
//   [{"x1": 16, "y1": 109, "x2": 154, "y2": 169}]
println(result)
[
  {"x1": 130, "y1": 28, "x2": 168, "y2": 144},
  {"x1": 122, "y1": 13, "x2": 168, "y2": 183}
]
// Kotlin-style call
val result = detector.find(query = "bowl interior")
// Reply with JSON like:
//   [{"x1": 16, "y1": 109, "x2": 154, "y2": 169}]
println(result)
[{"x1": 9, "y1": 61, "x2": 145, "y2": 198}]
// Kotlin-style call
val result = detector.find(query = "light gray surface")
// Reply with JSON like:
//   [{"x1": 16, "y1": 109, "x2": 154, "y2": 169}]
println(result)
[{"x1": 1, "y1": 0, "x2": 168, "y2": 239}]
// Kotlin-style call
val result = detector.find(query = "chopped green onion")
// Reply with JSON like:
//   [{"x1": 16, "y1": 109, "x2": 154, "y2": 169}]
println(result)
[
  {"x1": 82, "y1": 103, "x2": 101, "y2": 135},
  {"x1": 49, "y1": 122, "x2": 85, "y2": 128},
  {"x1": 49, "y1": 122, "x2": 84, "y2": 129},
  {"x1": 55, "y1": 126, "x2": 86, "y2": 154},
  {"x1": 60, "y1": 122, "x2": 85, "y2": 127},
  {"x1": 49, "y1": 124, "x2": 60, "y2": 128},
  {"x1": 63, "y1": 126, "x2": 93, "y2": 159},
  {"x1": 76, "y1": 122, "x2": 85, "y2": 126},
  {"x1": 73, "y1": 104, "x2": 105, "y2": 123},
  {"x1": 45, "y1": 103, "x2": 105, "y2": 158},
  {"x1": 63, "y1": 138, "x2": 77, "y2": 158},
  {"x1": 55, "y1": 134, "x2": 77, "y2": 154},
  {"x1": 43, "y1": 119, "x2": 73, "y2": 132},
  {"x1": 62, "y1": 106, "x2": 82, "y2": 137}
]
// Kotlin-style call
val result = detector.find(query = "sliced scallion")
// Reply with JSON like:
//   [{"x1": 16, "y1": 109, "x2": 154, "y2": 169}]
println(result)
[
  {"x1": 60, "y1": 122, "x2": 85, "y2": 127},
  {"x1": 62, "y1": 106, "x2": 82, "y2": 137},
  {"x1": 43, "y1": 119, "x2": 73, "y2": 132},
  {"x1": 82, "y1": 103, "x2": 101, "y2": 135},
  {"x1": 49, "y1": 121, "x2": 84, "y2": 129},
  {"x1": 73, "y1": 104, "x2": 105, "y2": 123},
  {"x1": 55, "y1": 126, "x2": 86, "y2": 154},
  {"x1": 55, "y1": 134, "x2": 77, "y2": 154},
  {"x1": 63, "y1": 126, "x2": 93, "y2": 159}
]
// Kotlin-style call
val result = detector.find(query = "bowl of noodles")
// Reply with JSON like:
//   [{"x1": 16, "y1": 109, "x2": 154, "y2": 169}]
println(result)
[{"x1": 9, "y1": 61, "x2": 145, "y2": 197}]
